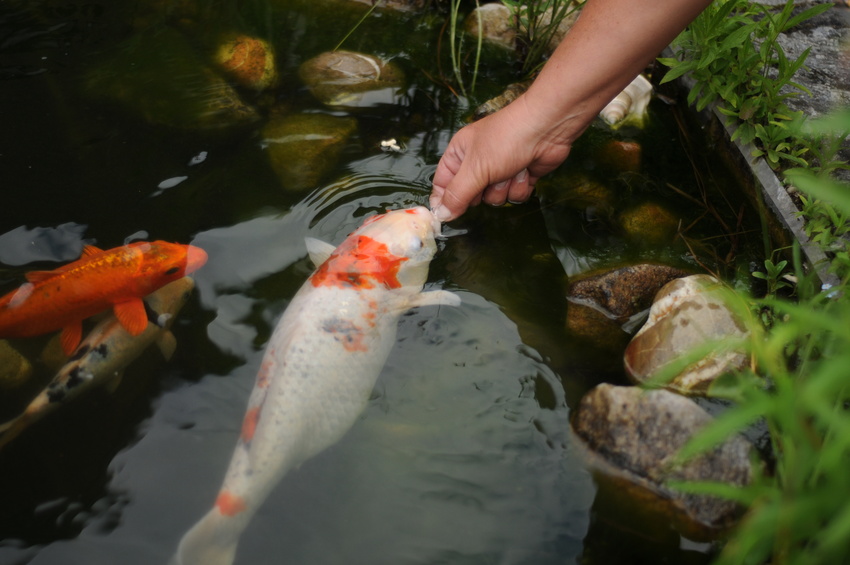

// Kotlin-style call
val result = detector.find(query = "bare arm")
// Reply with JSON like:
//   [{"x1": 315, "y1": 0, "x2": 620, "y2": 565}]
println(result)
[{"x1": 430, "y1": 0, "x2": 713, "y2": 221}]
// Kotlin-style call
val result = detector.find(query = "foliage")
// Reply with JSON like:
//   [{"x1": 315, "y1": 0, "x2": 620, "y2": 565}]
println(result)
[
  {"x1": 670, "y1": 165, "x2": 850, "y2": 565},
  {"x1": 500, "y1": 0, "x2": 584, "y2": 76},
  {"x1": 448, "y1": 0, "x2": 483, "y2": 97},
  {"x1": 657, "y1": 0, "x2": 832, "y2": 169}
]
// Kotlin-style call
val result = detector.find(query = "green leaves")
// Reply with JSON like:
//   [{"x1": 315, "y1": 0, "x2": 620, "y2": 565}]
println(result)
[{"x1": 658, "y1": 0, "x2": 825, "y2": 172}]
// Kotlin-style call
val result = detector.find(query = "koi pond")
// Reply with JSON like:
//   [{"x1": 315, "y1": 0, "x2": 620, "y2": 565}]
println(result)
[{"x1": 1, "y1": 1, "x2": 766, "y2": 564}]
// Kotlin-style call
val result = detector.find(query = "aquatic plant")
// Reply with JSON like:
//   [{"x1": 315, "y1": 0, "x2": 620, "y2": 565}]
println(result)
[{"x1": 500, "y1": 0, "x2": 584, "y2": 76}]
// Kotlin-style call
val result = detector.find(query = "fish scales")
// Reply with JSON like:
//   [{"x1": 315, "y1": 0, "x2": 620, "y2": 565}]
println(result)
[{"x1": 173, "y1": 206, "x2": 460, "y2": 565}]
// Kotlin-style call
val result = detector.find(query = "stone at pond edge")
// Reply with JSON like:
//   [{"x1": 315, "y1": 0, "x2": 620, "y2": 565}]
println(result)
[
  {"x1": 262, "y1": 113, "x2": 358, "y2": 192},
  {"x1": 572, "y1": 383, "x2": 752, "y2": 541},
  {"x1": 214, "y1": 34, "x2": 279, "y2": 91},
  {"x1": 567, "y1": 263, "x2": 691, "y2": 322},
  {"x1": 464, "y1": 4, "x2": 516, "y2": 49},
  {"x1": 298, "y1": 51, "x2": 405, "y2": 108},
  {"x1": 618, "y1": 201, "x2": 679, "y2": 244},
  {"x1": 624, "y1": 274, "x2": 750, "y2": 395}
]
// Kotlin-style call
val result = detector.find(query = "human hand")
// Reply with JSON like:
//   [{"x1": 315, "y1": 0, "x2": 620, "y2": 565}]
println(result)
[{"x1": 429, "y1": 97, "x2": 573, "y2": 222}]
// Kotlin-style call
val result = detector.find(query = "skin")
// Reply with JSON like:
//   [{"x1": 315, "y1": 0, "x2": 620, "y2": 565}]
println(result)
[{"x1": 430, "y1": 0, "x2": 714, "y2": 221}]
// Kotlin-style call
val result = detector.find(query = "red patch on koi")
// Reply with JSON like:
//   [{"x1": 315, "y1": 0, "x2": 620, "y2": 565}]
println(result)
[
  {"x1": 310, "y1": 235, "x2": 406, "y2": 290},
  {"x1": 241, "y1": 406, "x2": 261, "y2": 442},
  {"x1": 216, "y1": 491, "x2": 247, "y2": 516}
]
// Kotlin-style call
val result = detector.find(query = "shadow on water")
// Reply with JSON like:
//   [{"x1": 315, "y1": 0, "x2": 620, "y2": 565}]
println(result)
[{"x1": 0, "y1": 0, "x2": 762, "y2": 563}]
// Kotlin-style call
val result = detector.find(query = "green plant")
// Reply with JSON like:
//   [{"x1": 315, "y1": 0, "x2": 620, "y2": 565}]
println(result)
[
  {"x1": 501, "y1": 0, "x2": 583, "y2": 76},
  {"x1": 665, "y1": 167, "x2": 850, "y2": 565},
  {"x1": 658, "y1": 0, "x2": 832, "y2": 170},
  {"x1": 751, "y1": 257, "x2": 791, "y2": 296},
  {"x1": 448, "y1": 0, "x2": 484, "y2": 97}
]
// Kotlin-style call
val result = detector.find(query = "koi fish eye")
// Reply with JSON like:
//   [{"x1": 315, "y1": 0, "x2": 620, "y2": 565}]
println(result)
[{"x1": 165, "y1": 266, "x2": 180, "y2": 275}]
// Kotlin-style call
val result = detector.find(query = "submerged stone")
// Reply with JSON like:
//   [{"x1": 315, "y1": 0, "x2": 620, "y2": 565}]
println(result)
[
  {"x1": 298, "y1": 51, "x2": 405, "y2": 108},
  {"x1": 572, "y1": 383, "x2": 752, "y2": 541},
  {"x1": 568, "y1": 264, "x2": 690, "y2": 322},
  {"x1": 86, "y1": 28, "x2": 259, "y2": 129},
  {"x1": 262, "y1": 113, "x2": 358, "y2": 192},
  {"x1": 596, "y1": 139, "x2": 642, "y2": 173},
  {"x1": 214, "y1": 34, "x2": 279, "y2": 91},
  {"x1": 624, "y1": 275, "x2": 751, "y2": 395},
  {"x1": 618, "y1": 201, "x2": 679, "y2": 244}
]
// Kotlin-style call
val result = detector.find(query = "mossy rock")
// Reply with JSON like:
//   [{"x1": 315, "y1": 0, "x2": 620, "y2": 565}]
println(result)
[{"x1": 261, "y1": 113, "x2": 358, "y2": 192}]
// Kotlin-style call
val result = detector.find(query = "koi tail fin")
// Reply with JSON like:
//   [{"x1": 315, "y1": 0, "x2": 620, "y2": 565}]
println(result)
[{"x1": 170, "y1": 507, "x2": 248, "y2": 565}]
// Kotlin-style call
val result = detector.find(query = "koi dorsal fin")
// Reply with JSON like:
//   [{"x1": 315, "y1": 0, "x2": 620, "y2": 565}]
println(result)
[{"x1": 81, "y1": 245, "x2": 104, "y2": 257}]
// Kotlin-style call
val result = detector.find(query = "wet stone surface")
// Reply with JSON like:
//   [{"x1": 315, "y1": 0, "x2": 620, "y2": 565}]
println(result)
[
  {"x1": 572, "y1": 383, "x2": 753, "y2": 541},
  {"x1": 624, "y1": 275, "x2": 750, "y2": 395}
]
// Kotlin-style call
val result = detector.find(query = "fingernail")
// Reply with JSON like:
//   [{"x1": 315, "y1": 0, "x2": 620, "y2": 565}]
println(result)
[
  {"x1": 515, "y1": 168, "x2": 528, "y2": 183},
  {"x1": 492, "y1": 180, "x2": 509, "y2": 192},
  {"x1": 432, "y1": 205, "x2": 452, "y2": 222}
]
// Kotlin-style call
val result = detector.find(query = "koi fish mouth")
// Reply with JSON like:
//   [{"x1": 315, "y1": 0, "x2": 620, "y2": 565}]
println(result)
[{"x1": 185, "y1": 245, "x2": 209, "y2": 274}]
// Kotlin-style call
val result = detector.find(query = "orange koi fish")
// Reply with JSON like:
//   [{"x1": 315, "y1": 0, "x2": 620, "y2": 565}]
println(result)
[
  {"x1": 0, "y1": 240, "x2": 208, "y2": 355},
  {"x1": 172, "y1": 206, "x2": 460, "y2": 565}
]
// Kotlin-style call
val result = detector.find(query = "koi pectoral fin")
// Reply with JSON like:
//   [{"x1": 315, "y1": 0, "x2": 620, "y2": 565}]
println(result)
[
  {"x1": 114, "y1": 299, "x2": 148, "y2": 335},
  {"x1": 406, "y1": 290, "x2": 462, "y2": 309},
  {"x1": 60, "y1": 322, "x2": 83, "y2": 356}
]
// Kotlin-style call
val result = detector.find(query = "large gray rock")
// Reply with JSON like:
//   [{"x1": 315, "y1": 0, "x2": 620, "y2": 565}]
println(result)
[{"x1": 572, "y1": 383, "x2": 753, "y2": 541}]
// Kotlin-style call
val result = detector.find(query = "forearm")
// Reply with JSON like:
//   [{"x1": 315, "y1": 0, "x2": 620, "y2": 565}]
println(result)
[{"x1": 520, "y1": 0, "x2": 713, "y2": 144}]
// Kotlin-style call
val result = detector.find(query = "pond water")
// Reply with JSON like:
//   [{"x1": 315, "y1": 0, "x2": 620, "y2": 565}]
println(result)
[{"x1": 0, "y1": 1, "x2": 764, "y2": 564}]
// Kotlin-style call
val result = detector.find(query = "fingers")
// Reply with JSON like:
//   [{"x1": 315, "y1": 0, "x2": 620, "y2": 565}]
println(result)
[{"x1": 481, "y1": 168, "x2": 536, "y2": 206}]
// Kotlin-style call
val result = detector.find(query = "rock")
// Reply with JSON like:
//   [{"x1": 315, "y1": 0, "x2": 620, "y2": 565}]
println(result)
[
  {"x1": 567, "y1": 264, "x2": 690, "y2": 322},
  {"x1": 595, "y1": 140, "x2": 642, "y2": 174},
  {"x1": 298, "y1": 50, "x2": 405, "y2": 108},
  {"x1": 618, "y1": 201, "x2": 680, "y2": 244},
  {"x1": 0, "y1": 340, "x2": 32, "y2": 392},
  {"x1": 473, "y1": 81, "x2": 531, "y2": 120},
  {"x1": 86, "y1": 28, "x2": 259, "y2": 129},
  {"x1": 262, "y1": 113, "x2": 358, "y2": 191},
  {"x1": 464, "y1": 3, "x2": 516, "y2": 49},
  {"x1": 538, "y1": 173, "x2": 616, "y2": 212},
  {"x1": 624, "y1": 275, "x2": 750, "y2": 395},
  {"x1": 565, "y1": 301, "x2": 630, "y2": 359},
  {"x1": 572, "y1": 383, "x2": 753, "y2": 541},
  {"x1": 214, "y1": 34, "x2": 278, "y2": 91}
]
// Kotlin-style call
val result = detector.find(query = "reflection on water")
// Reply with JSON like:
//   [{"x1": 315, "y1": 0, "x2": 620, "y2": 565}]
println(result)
[{"x1": 0, "y1": 0, "x2": 759, "y2": 563}]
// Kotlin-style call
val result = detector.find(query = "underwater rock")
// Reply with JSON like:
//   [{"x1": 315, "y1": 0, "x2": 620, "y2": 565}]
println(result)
[
  {"x1": 567, "y1": 264, "x2": 690, "y2": 323},
  {"x1": 214, "y1": 34, "x2": 278, "y2": 91},
  {"x1": 262, "y1": 113, "x2": 358, "y2": 192},
  {"x1": 473, "y1": 81, "x2": 532, "y2": 120},
  {"x1": 464, "y1": 3, "x2": 516, "y2": 49},
  {"x1": 600, "y1": 74, "x2": 653, "y2": 127},
  {"x1": 618, "y1": 201, "x2": 679, "y2": 244},
  {"x1": 565, "y1": 301, "x2": 630, "y2": 361},
  {"x1": 596, "y1": 139, "x2": 642, "y2": 173},
  {"x1": 86, "y1": 27, "x2": 259, "y2": 129},
  {"x1": 572, "y1": 383, "x2": 752, "y2": 541},
  {"x1": 624, "y1": 275, "x2": 751, "y2": 395},
  {"x1": 0, "y1": 340, "x2": 32, "y2": 392},
  {"x1": 298, "y1": 50, "x2": 405, "y2": 108},
  {"x1": 537, "y1": 173, "x2": 616, "y2": 213}
]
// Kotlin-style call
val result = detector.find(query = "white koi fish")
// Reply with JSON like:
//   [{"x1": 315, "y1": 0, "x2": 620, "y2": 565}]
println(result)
[
  {"x1": 0, "y1": 277, "x2": 195, "y2": 449},
  {"x1": 172, "y1": 206, "x2": 460, "y2": 565}
]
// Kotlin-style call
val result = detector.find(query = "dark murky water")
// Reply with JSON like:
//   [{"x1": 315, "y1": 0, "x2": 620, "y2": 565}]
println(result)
[{"x1": 0, "y1": 1, "x2": 762, "y2": 564}]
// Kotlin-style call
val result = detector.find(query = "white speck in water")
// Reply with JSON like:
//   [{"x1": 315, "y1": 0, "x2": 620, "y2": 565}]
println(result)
[
  {"x1": 189, "y1": 151, "x2": 208, "y2": 166},
  {"x1": 158, "y1": 176, "x2": 188, "y2": 190}
]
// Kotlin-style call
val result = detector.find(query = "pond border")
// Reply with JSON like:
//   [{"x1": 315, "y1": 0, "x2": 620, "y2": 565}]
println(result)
[{"x1": 670, "y1": 59, "x2": 841, "y2": 290}]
